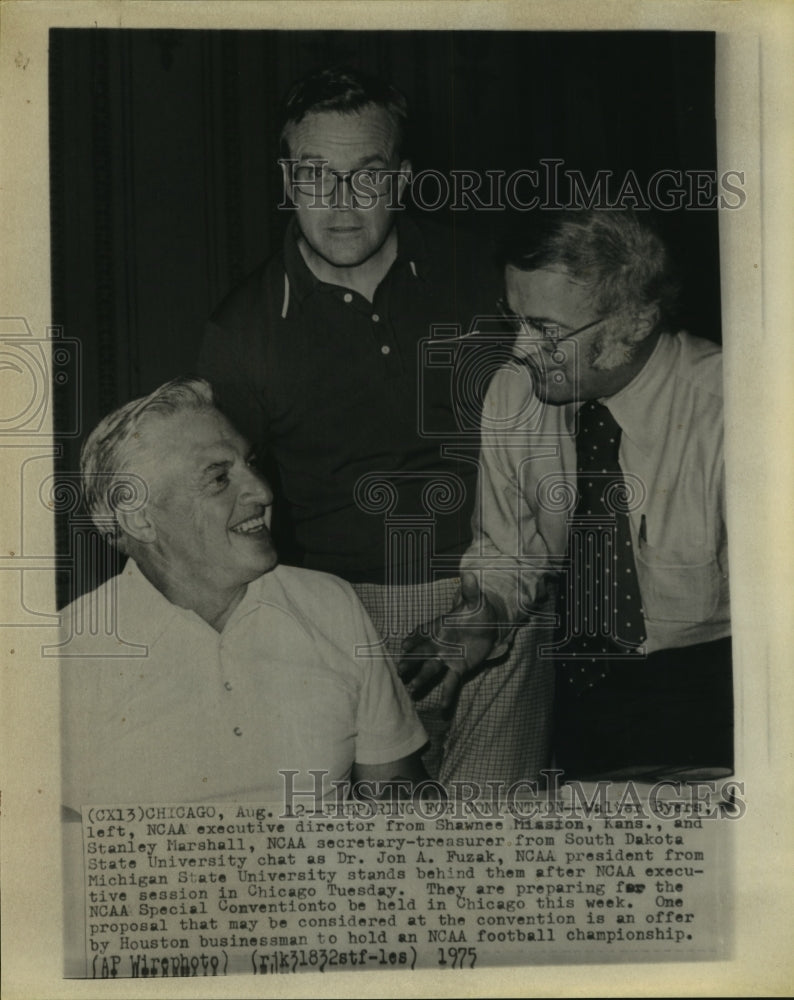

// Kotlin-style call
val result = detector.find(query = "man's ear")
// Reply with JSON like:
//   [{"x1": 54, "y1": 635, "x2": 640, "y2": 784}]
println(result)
[
  {"x1": 279, "y1": 157, "x2": 297, "y2": 207},
  {"x1": 396, "y1": 159, "x2": 412, "y2": 201},
  {"x1": 116, "y1": 505, "x2": 156, "y2": 545}
]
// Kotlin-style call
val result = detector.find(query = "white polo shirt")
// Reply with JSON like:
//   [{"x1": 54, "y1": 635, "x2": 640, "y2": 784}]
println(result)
[{"x1": 60, "y1": 561, "x2": 426, "y2": 809}]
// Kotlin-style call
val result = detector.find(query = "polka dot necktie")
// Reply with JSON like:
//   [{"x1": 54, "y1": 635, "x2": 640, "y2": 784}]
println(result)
[{"x1": 557, "y1": 400, "x2": 646, "y2": 695}]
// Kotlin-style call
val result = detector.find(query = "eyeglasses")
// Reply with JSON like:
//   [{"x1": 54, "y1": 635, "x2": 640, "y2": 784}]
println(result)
[
  {"x1": 496, "y1": 298, "x2": 609, "y2": 348},
  {"x1": 287, "y1": 160, "x2": 400, "y2": 201}
]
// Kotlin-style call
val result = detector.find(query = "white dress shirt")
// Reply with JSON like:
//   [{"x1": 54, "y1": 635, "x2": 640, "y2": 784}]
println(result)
[{"x1": 462, "y1": 331, "x2": 730, "y2": 654}]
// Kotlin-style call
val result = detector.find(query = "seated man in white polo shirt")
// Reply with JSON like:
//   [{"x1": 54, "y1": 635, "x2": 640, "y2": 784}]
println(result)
[{"x1": 60, "y1": 376, "x2": 428, "y2": 813}]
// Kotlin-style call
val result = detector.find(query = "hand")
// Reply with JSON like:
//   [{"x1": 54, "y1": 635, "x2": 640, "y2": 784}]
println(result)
[{"x1": 397, "y1": 572, "x2": 500, "y2": 709}]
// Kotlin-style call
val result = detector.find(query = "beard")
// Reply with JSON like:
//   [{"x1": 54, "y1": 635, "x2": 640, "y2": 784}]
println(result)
[{"x1": 589, "y1": 325, "x2": 638, "y2": 372}]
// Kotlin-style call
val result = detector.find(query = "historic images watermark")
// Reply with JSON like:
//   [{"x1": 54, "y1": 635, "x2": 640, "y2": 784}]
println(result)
[
  {"x1": 279, "y1": 158, "x2": 746, "y2": 212},
  {"x1": 278, "y1": 769, "x2": 747, "y2": 822}
]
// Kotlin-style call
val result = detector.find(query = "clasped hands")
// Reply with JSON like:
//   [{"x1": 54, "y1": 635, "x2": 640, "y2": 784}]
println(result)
[{"x1": 397, "y1": 572, "x2": 503, "y2": 710}]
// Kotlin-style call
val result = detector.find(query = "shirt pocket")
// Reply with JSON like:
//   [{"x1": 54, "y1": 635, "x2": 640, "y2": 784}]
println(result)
[{"x1": 635, "y1": 543, "x2": 722, "y2": 623}]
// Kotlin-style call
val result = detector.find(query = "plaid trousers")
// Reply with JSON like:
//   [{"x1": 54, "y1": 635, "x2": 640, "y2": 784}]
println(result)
[{"x1": 352, "y1": 578, "x2": 554, "y2": 786}]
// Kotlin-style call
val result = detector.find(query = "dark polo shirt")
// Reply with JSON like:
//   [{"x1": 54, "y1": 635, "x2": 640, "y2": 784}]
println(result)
[{"x1": 199, "y1": 214, "x2": 503, "y2": 584}]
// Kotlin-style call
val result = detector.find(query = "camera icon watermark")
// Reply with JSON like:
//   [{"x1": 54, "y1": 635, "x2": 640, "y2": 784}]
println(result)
[
  {"x1": 418, "y1": 319, "x2": 519, "y2": 439},
  {"x1": 0, "y1": 318, "x2": 81, "y2": 436},
  {"x1": 418, "y1": 317, "x2": 581, "y2": 442}
]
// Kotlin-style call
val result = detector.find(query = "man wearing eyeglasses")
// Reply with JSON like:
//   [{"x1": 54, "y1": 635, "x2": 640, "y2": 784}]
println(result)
[
  {"x1": 198, "y1": 68, "x2": 551, "y2": 787},
  {"x1": 420, "y1": 209, "x2": 732, "y2": 781}
]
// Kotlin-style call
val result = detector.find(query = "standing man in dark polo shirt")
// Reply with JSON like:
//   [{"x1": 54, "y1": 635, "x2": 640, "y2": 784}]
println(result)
[{"x1": 199, "y1": 67, "x2": 553, "y2": 785}]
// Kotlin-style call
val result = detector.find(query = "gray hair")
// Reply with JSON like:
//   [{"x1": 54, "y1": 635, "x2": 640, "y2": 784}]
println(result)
[
  {"x1": 80, "y1": 376, "x2": 215, "y2": 545},
  {"x1": 502, "y1": 210, "x2": 680, "y2": 330}
]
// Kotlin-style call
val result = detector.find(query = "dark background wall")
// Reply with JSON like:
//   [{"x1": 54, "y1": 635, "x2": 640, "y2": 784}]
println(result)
[{"x1": 49, "y1": 29, "x2": 721, "y2": 604}]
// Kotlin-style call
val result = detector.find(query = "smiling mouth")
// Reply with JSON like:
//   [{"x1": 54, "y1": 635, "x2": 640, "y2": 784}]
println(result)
[{"x1": 230, "y1": 513, "x2": 269, "y2": 535}]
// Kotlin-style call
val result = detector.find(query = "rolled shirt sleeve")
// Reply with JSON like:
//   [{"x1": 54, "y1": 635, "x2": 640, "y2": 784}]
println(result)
[
  {"x1": 460, "y1": 366, "x2": 566, "y2": 636},
  {"x1": 351, "y1": 592, "x2": 429, "y2": 765}
]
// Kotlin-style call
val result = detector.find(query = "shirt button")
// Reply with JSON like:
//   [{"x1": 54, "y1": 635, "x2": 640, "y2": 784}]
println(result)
[
  {"x1": 233, "y1": 726, "x2": 242, "y2": 737},
  {"x1": 224, "y1": 681, "x2": 233, "y2": 691},
  {"x1": 372, "y1": 313, "x2": 380, "y2": 323},
  {"x1": 343, "y1": 292, "x2": 353, "y2": 303},
  {"x1": 381, "y1": 345, "x2": 391, "y2": 355}
]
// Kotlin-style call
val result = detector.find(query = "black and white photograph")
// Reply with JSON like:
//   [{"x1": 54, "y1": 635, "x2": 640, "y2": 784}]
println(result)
[{"x1": 1, "y1": 2, "x2": 792, "y2": 998}]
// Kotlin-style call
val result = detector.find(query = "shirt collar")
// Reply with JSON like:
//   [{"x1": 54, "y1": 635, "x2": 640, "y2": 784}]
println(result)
[
  {"x1": 602, "y1": 333, "x2": 675, "y2": 452},
  {"x1": 115, "y1": 559, "x2": 198, "y2": 646},
  {"x1": 118, "y1": 562, "x2": 295, "y2": 646},
  {"x1": 119, "y1": 559, "x2": 245, "y2": 645},
  {"x1": 281, "y1": 213, "x2": 427, "y2": 311},
  {"x1": 392, "y1": 213, "x2": 429, "y2": 275},
  {"x1": 282, "y1": 216, "x2": 317, "y2": 305}
]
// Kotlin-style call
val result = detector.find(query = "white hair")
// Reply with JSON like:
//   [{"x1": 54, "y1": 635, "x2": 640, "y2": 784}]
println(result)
[{"x1": 80, "y1": 376, "x2": 215, "y2": 546}]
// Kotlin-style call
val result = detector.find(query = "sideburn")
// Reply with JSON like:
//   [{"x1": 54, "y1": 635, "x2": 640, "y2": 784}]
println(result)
[{"x1": 588, "y1": 324, "x2": 637, "y2": 373}]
